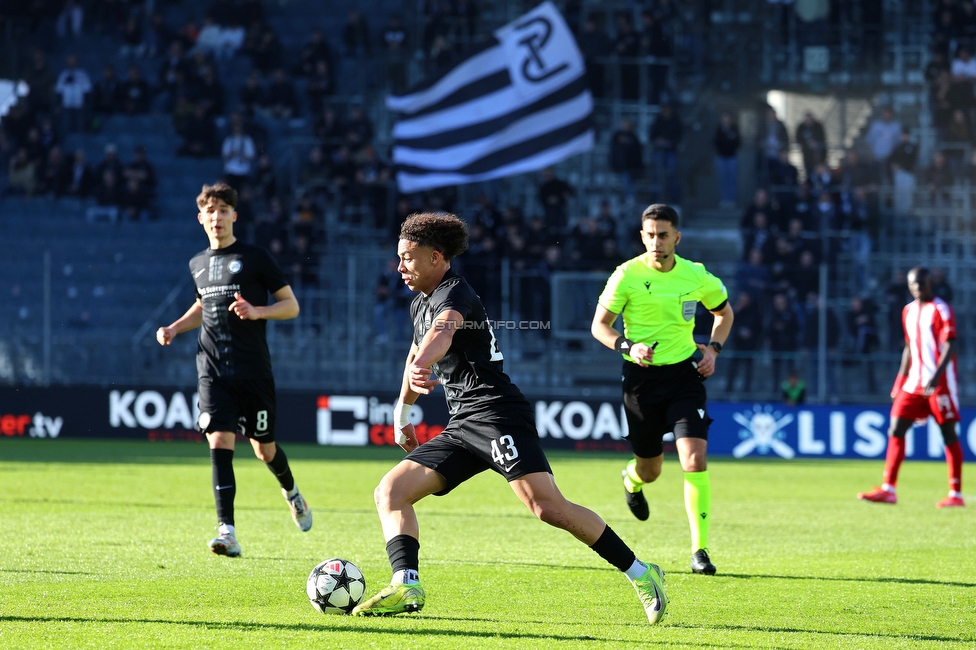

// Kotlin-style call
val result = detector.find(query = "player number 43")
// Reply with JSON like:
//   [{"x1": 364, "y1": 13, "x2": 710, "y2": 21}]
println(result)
[{"x1": 490, "y1": 435, "x2": 519, "y2": 466}]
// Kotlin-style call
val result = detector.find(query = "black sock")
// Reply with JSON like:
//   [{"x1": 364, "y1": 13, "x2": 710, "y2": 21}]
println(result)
[
  {"x1": 265, "y1": 445, "x2": 295, "y2": 492},
  {"x1": 590, "y1": 525, "x2": 636, "y2": 572},
  {"x1": 210, "y1": 448, "x2": 236, "y2": 526},
  {"x1": 386, "y1": 534, "x2": 420, "y2": 573}
]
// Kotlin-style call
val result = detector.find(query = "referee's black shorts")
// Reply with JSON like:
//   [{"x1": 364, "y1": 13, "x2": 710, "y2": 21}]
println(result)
[
  {"x1": 196, "y1": 376, "x2": 277, "y2": 442},
  {"x1": 622, "y1": 357, "x2": 712, "y2": 458},
  {"x1": 405, "y1": 409, "x2": 552, "y2": 495}
]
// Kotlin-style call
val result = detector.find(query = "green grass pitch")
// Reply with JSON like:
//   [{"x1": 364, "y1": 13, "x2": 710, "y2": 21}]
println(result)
[{"x1": 0, "y1": 439, "x2": 972, "y2": 649}]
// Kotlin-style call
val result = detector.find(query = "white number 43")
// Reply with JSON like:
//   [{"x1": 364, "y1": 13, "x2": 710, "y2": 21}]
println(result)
[{"x1": 490, "y1": 435, "x2": 519, "y2": 466}]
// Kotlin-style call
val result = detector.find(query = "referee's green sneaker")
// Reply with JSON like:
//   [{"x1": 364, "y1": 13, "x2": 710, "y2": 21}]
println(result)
[
  {"x1": 632, "y1": 563, "x2": 668, "y2": 624},
  {"x1": 352, "y1": 582, "x2": 425, "y2": 616}
]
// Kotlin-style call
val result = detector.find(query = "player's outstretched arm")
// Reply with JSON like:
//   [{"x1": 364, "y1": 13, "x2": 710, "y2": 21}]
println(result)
[
  {"x1": 394, "y1": 342, "x2": 422, "y2": 452},
  {"x1": 591, "y1": 304, "x2": 655, "y2": 365},
  {"x1": 156, "y1": 300, "x2": 203, "y2": 345},
  {"x1": 410, "y1": 309, "x2": 464, "y2": 394},
  {"x1": 229, "y1": 286, "x2": 300, "y2": 321}
]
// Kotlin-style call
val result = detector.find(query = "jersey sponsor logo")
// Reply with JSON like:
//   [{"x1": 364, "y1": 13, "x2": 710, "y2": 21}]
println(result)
[
  {"x1": 316, "y1": 395, "x2": 444, "y2": 446},
  {"x1": 697, "y1": 409, "x2": 705, "y2": 419},
  {"x1": 682, "y1": 301, "x2": 697, "y2": 321},
  {"x1": 644, "y1": 281, "x2": 652, "y2": 293},
  {"x1": 228, "y1": 260, "x2": 242, "y2": 274},
  {"x1": 0, "y1": 412, "x2": 63, "y2": 438},
  {"x1": 110, "y1": 389, "x2": 200, "y2": 430},
  {"x1": 198, "y1": 284, "x2": 241, "y2": 298}
]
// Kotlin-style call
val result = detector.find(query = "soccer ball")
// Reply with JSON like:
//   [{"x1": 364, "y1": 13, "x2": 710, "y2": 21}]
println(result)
[{"x1": 306, "y1": 558, "x2": 366, "y2": 614}]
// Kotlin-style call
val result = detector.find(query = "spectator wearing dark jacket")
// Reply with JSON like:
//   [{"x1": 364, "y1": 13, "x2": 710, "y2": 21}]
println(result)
[
  {"x1": 92, "y1": 64, "x2": 122, "y2": 114},
  {"x1": 714, "y1": 111, "x2": 740, "y2": 207},
  {"x1": 121, "y1": 65, "x2": 152, "y2": 114},
  {"x1": 578, "y1": 15, "x2": 611, "y2": 98},
  {"x1": 846, "y1": 296, "x2": 879, "y2": 393},
  {"x1": 343, "y1": 9, "x2": 371, "y2": 57},
  {"x1": 649, "y1": 103, "x2": 682, "y2": 203},
  {"x1": 795, "y1": 112, "x2": 827, "y2": 178},
  {"x1": 609, "y1": 117, "x2": 643, "y2": 201},
  {"x1": 537, "y1": 167, "x2": 575, "y2": 232},
  {"x1": 64, "y1": 149, "x2": 95, "y2": 198},
  {"x1": 801, "y1": 291, "x2": 840, "y2": 399},
  {"x1": 725, "y1": 292, "x2": 762, "y2": 392},
  {"x1": 768, "y1": 292, "x2": 800, "y2": 390},
  {"x1": 264, "y1": 68, "x2": 298, "y2": 119}
]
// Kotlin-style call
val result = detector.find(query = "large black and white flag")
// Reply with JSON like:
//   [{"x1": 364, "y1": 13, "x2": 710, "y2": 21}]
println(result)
[{"x1": 387, "y1": 1, "x2": 593, "y2": 193}]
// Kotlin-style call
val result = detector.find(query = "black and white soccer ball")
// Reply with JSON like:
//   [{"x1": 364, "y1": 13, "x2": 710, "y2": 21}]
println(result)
[{"x1": 306, "y1": 558, "x2": 366, "y2": 614}]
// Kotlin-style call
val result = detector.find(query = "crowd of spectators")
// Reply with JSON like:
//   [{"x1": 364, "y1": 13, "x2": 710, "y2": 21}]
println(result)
[{"x1": 2, "y1": 1, "x2": 969, "y2": 396}]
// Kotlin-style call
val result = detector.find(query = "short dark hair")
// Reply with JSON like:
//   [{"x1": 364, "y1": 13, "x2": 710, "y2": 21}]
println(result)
[
  {"x1": 400, "y1": 212, "x2": 469, "y2": 260},
  {"x1": 196, "y1": 182, "x2": 237, "y2": 210},
  {"x1": 908, "y1": 266, "x2": 930, "y2": 282},
  {"x1": 641, "y1": 203, "x2": 679, "y2": 227}
]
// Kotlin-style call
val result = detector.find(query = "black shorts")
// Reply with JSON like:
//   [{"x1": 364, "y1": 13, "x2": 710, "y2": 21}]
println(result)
[
  {"x1": 197, "y1": 376, "x2": 277, "y2": 442},
  {"x1": 405, "y1": 409, "x2": 552, "y2": 495},
  {"x1": 622, "y1": 357, "x2": 712, "y2": 459}
]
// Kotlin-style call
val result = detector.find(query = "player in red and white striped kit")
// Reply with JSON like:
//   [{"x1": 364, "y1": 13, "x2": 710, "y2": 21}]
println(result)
[{"x1": 858, "y1": 267, "x2": 965, "y2": 508}]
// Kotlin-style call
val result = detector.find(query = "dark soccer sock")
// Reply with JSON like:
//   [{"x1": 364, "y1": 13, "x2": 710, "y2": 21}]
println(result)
[
  {"x1": 945, "y1": 440, "x2": 963, "y2": 494},
  {"x1": 882, "y1": 436, "x2": 906, "y2": 488},
  {"x1": 210, "y1": 448, "x2": 236, "y2": 526},
  {"x1": 386, "y1": 534, "x2": 420, "y2": 583},
  {"x1": 265, "y1": 445, "x2": 296, "y2": 492},
  {"x1": 589, "y1": 525, "x2": 636, "y2": 572}
]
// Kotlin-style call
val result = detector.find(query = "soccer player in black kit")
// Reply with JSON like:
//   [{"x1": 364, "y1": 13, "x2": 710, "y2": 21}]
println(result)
[
  {"x1": 351, "y1": 213, "x2": 668, "y2": 624},
  {"x1": 156, "y1": 183, "x2": 312, "y2": 557}
]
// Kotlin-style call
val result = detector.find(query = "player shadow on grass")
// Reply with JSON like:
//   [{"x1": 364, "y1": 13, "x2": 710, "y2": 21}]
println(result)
[
  {"x1": 0, "y1": 569, "x2": 95, "y2": 575},
  {"x1": 425, "y1": 558, "x2": 616, "y2": 573},
  {"x1": 0, "y1": 615, "x2": 668, "y2": 644},
  {"x1": 719, "y1": 572, "x2": 976, "y2": 588},
  {"x1": 665, "y1": 621, "x2": 970, "y2": 644}
]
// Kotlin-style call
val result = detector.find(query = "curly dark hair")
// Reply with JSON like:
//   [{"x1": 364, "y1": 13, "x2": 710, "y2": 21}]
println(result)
[
  {"x1": 399, "y1": 212, "x2": 469, "y2": 260},
  {"x1": 196, "y1": 182, "x2": 238, "y2": 210}
]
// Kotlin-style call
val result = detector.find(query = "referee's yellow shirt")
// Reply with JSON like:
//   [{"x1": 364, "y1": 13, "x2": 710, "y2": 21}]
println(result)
[{"x1": 598, "y1": 253, "x2": 728, "y2": 365}]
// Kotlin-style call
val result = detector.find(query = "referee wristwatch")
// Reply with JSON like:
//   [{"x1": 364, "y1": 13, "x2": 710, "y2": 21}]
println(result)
[{"x1": 707, "y1": 341, "x2": 723, "y2": 354}]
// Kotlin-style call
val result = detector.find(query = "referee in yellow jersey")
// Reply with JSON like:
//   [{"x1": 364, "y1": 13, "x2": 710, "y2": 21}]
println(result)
[{"x1": 591, "y1": 204, "x2": 734, "y2": 575}]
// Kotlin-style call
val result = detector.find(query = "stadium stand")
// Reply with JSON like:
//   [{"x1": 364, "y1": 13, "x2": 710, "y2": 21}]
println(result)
[{"x1": 2, "y1": 0, "x2": 975, "y2": 405}]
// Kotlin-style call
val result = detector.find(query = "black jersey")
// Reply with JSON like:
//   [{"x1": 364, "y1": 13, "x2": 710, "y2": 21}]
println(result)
[
  {"x1": 410, "y1": 269, "x2": 531, "y2": 419},
  {"x1": 190, "y1": 240, "x2": 287, "y2": 379}
]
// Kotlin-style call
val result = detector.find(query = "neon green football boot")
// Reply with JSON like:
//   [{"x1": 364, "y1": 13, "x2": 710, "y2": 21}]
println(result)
[
  {"x1": 351, "y1": 582, "x2": 425, "y2": 616},
  {"x1": 632, "y1": 563, "x2": 668, "y2": 624}
]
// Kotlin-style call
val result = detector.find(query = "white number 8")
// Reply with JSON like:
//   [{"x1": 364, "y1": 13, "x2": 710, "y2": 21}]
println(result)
[{"x1": 256, "y1": 410, "x2": 268, "y2": 432}]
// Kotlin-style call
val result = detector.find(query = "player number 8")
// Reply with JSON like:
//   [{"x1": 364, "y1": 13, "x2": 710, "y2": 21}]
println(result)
[{"x1": 256, "y1": 410, "x2": 268, "y2": 432}]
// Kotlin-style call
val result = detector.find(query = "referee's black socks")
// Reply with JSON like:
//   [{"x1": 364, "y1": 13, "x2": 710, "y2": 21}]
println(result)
[
  {"x1": 265, "y1": 445, "x2": 296, "y2": 493},
  {"x1": 210, "y1": 448, "x2": 236, "y2": 526}
]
